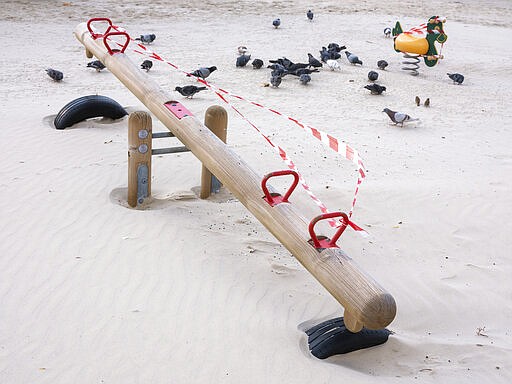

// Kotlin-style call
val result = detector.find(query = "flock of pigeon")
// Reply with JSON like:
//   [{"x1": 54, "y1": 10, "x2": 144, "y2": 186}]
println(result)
[{"x1": 44, "y1": 13, "x2": 466, "y2": 127}]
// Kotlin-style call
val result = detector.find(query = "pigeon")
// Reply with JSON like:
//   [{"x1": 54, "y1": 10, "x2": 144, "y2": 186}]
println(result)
[
  {"x1": 424, "y1": 98, "x2": 430, "y2": 107},
  {"x1": 377, "y1": 60, "x2": 388, "y2": 70},
  {"x1": 447, "y1": 73, "x2": 464, "y2": 84},
  {"x1": 188, "y1": 66, "x2": 217, "y2": 79},
  {"x1": 252, "y1": 59, "x2": 264, "y2": 69},
  {"x1": 299, "y1": 73, "x2": 311, "y2": 85},
  {"x1": 415, "y1": 96, "x2": 421, "y2": 106},
  {"x1": 236, "y1": 54, "x2": 251, "y2": 67},
  {"x1": 270, "y1": 74, "x2": 282, "y2": 88},
  {"x1": 237, "y1": 45, "x2": 248, "y2": 55},
  {"x1": 135, "y1": 34, "x2": 156, "y2": 44},
  {"x1": 307, "y1": 10, "x2": 314, "y2": 21},
  {"x1": 326, "y1": 59, "x2": 341, "y2": 71},
  {"x1": 87, "y1": 60, "x2": 105, "y2": 72},
  {"x1": 364, "y1": 83, "x2": 386, "y2": 95},
  {"x1": 269, "y1": 57, "x2": 293, "y2": 69},
  {"x1": 382, "y1": 108, "x2": 417, "y2": 126},
  {"x1": 141, "y1": 59, "x2": 153, "y2": 71},
  {"x1": 46, "y1": 68, "x2": 63, "y2": 81},
  {"x1": 291, "y1": 68, "x2": 319, "y2": 76},
  {"x1": 267, "y1": 63, "x2": 287, "y2": 77},
  {"x1": 368, "y1": 71, "x2": 379, "y2": 81},
  {"x1": 307, "y1": 53, "x2": 323, "y2": 68},
  {"x1": 273, "y1": 18, "x2": 281, "y2": 28},
  {"x1": 345, "y1": 51, "x2": 363, "y2": 65},
  {"x1": 327, "y1": 43, "x2": 346, "y2": 52},
  {"x1": 319, "y1": 47, "x2": 341, "y2": 62},
  {"x1": 175, "y1": 85, "x2": 207, "y2": 98},
  {"x1": 384, "y1": 27, "x2": 391, "y2": 38}
]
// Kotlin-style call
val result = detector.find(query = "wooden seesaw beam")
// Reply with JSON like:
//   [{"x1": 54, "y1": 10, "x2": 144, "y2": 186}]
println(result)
[{"x1": 74, "y1": 22, "x2": 396, "y2": 332}]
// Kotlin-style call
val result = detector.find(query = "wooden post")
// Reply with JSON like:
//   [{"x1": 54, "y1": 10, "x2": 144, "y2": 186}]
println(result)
[
  {"x1": 74, "y1": 23, "x2": 396, "y2": 331},
  {"x1": 128, "y1": 111, "x2": 152, "y2": 207},
  {"x1": 201, "y1": 105, "x2": 228, "y2": 199}
]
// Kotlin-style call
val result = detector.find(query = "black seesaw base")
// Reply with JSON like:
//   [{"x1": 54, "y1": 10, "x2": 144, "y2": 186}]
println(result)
[{"x1": 305, "y1": 317, "x2": 392, "y2": 359}]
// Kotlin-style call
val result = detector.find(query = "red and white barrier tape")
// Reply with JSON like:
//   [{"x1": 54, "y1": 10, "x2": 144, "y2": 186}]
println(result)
[{"x1": 106, "y1": 25, "x2": 367, "y2": 234}]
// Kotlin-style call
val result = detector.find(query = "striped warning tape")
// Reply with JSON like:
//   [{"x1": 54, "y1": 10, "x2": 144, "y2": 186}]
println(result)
[{"x1": 105, "y1": 24, "x2": 367, "y2": 234}]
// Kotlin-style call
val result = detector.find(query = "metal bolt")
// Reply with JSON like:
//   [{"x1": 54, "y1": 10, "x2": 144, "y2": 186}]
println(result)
[{"x1": 138, "y1": 144, "x2": 148, "y2": 154}]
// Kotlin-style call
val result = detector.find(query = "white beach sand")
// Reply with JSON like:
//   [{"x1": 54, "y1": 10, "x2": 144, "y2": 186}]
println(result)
[{"x1": 1, "y1": 1, "x2": 512, "y2": 383}]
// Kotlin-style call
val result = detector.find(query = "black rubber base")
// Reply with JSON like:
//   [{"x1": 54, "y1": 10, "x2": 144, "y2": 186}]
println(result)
[{"x1": 305, "y1": 317, "x2": 391, "y2": 359}]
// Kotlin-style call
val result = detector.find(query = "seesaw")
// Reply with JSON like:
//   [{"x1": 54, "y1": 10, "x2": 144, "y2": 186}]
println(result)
[{"x1": 74, "y1": 19, "x2": 396, "y2": 358}]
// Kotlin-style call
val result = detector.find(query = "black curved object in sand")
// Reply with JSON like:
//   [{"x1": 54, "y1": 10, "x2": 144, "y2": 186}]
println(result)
[
  {"x1": 54, "y1": 95, "x2": 127, "y2": 129},
  {"x1": 305, "y1": 317, "x2": 392, "y2": 359}
]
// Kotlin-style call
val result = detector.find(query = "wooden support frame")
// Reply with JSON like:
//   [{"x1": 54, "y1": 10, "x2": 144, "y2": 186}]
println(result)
[{"x1": 75, "y1": 23, "x2": 396, "y2": 331}]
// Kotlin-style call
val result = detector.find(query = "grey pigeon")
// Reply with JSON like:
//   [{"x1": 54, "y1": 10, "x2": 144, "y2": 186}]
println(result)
[
  {"x1": 299, "y1": 74, "x2": 311, "y2": 85},
  {"x1": 175, "y1": 85, "x2": 207, "y2": 98},
  {"x1": 237, "y1": 45, "x2": 248, "y2": 55},
  {"x1": 308, "y1": 53, "x2": 323, "y2": 68},
  {"x1": 188, "y1": 66, "x2": 217, "y2": 79},
  {"x1": 292, "y1": 68, "x2": 319, "y2": 76},
  {"x1": 382, "y1": 108, "x2": 416, "y2": 126},
  {"x1": 135, "y1": 34, "x2": 156, "y2": 44},
  {"x1": 46, "y1": 68, "x2": 63, "y2": 81},
  {"x1": 384, "y1": 27, "x2": 391, "y2": 38},
  {"x1": 327, "y1": 43, "x2": 346, "y2": 52},
  {"x1": 87, "y1": 60, "x2": 105, "y2": 72},
  {"x1": 447, "y1": 73, "x2": 464, "y2": 84},
  {"x1": 377, "y1": 60, "x2": 388, "y2": 70},
  {"x1": 273, "y1": 18, "x2": 281, "y2": 28},
  {"x1": 270, "y1": 74, "x2": 282, "y2": 88},
  {"x1": 267, "y1": 63, "x2": 287, "y2": 77},
  {"x1": 364, "y1": 83, "x2": 386, "y2": 95},
  {"x1": 368, "y1": 71, "x2": 379, "y2": 81},
  {"x1": 252, "y1": 59, "x2": 264, "y2": 69},
  {"x1": 236, "y1": 54, "x2": 251, "y2": 67},
  {"x1": 307, "y1": 10, "x2": 314, "y2": 21},
  {"x1": 345, "y1": 51, "x2": 363, "y2": 65},
  {"x1": 141, "y1": 59, "x2": 153, "y2": 71},
  {"x1": 269, "y1": 57, "x2": 292, "y2": 69}
]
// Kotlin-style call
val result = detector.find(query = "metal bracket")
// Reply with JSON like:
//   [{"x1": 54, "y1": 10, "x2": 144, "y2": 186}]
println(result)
[{"x1": 137, "y1": 164, "x2": 149, "y2": 204}]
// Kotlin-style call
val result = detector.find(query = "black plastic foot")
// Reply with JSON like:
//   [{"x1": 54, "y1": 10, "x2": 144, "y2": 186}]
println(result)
[{"x1": 305, "y1": 317, "x2": 392, "y2": 359}]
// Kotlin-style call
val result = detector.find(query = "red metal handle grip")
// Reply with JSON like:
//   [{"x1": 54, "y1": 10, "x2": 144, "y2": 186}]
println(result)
[
  {"x1": 308, "y1": 212, "x2": 349, "y2": 249},
  {"x1": 87, "y1": 18, "x2": 113, "y2": 39},
  {"x1": 261, "y1": 170, "x2": 299, "y2": 206},
  {"x1": 103, "y1": 31, "x2": 130, "y2": 55}
]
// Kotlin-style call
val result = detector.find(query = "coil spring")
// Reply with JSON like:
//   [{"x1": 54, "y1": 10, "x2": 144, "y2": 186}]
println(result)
[{"x1": 401, "y1": 53, "x2": 420, "y2": 76}]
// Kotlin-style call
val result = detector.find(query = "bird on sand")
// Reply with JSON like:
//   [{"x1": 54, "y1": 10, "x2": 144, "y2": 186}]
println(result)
[
  {"x1": 424, "y1": 98, "x2": 430, "y2": 107},
  {"x1": 299, "y1": 73, "x2": 311, "y2": 85},
  {"x1": 236, "y1": 54, "x2": 251, "y2": 67},
  {"x1": 46, "y1": 68, "x2": 63, "y2": 81},
  {"x1": 252, "y1": 59, "x2": 264, "y2": 69},
  {"x1": 237, "y1": 45, "x2": 248, "y2": 55},
  {"x1": 447, "y1": 73, "x2": 464, "y2": 84},
  {"x1": 326, "y1": 60, "x2": 341, "y2": 71},
  {"x1": 384, "y1": 27, "x2": 391, "y2": 38},
  {"x1": 307, "y1": 10, "x2": 314, "y2": 21},
  {"x1": 175, "y1": 85, "x2": 207, "y2": 98},
  {"x1": 187, "y1": 66, "x2": 217, "y2": 79},
  {"x1": 368, "y1": 70, "x2": 379, "y2": 81},
  {"x1": 135, "y1": 34, "x2": 156, "y2": 44},
  {"x1": 307, "y1": 53, "x2": 323, "y2": 68},
  {"x1": 382, "y1": 108, "x2": 417, "y2": 126},
  {"x1": 87, "y1": 60, "x2": 105, "y2": 72},
  {"x1": 273, "y1": 18, "x2": 281, "y2": 28},
  {"x1": 415, "y1": 96, "x2": 421, "y2": 106},
  {"x1": 267, "y1": 63, "x2": 287, "y2": 77},
  {"x1": 377, "y1": 60, "x2": 388, "y2": 70},
  {"x1": 364, "y1": 83, "x2": 386, "y2": 95},
  {"x1": 345, "y1": 51, "x2": 363, "y2": 65},
  {"x1": 270, "y1": 74, "x2": 282, "y2": 88},
  {"x1": 141, "y1": 59, "x2": 153, "y2": 71},
  {"x1": 291, "y1": 68, "x2": 319, "y2": 76}
]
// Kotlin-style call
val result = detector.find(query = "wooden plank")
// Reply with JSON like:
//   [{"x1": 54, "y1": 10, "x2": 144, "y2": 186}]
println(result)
[{"x1": 74, "y1": 23, "x2": 396, "y2": 331}]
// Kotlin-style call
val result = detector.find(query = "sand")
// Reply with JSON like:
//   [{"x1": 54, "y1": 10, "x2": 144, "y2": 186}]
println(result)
[{"x1": 1, "y1": 1, "x2": 512, "y2": 383}]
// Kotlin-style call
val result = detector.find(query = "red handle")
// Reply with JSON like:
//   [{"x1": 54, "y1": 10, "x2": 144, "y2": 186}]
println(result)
[
  {"x1": 87, "y1": 18, "x2": 113, "y2": 39},
  {"x1": 308, "y1": 212, "x2": 349, "y2": 249},
  {"x1": 261, "y1": 170, "x2": 299, "y2": 206},
  {"x1": 103, "y1": 31, "x2": 130, "y2": 55}
]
